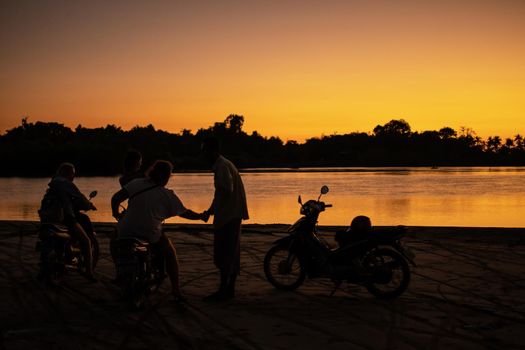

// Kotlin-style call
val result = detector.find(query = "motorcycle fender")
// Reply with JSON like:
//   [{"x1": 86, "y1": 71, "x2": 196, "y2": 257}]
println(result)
[
  {"x1": 272, "y1": 235, "x2": 294, "y2": 246},
  {"x1": 272, "y1": 236, "x2": 303, "y2": 258},
  {"x1": 393, "y1": 244, "x2": 417, "y2": 267}
]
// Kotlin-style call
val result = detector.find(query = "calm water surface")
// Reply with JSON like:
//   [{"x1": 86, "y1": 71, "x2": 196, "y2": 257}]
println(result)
[{"x1": 1, "y1": 167, "x2": 524, "y2": 227}]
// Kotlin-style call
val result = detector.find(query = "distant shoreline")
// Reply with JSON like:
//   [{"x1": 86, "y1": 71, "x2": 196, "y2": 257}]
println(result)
[
  {"x1": 0, "y1": 165, "x2": 524, "y2": 178},
  {"x1": 4, "y1": 118, "x2": 524, "y2": 178}
]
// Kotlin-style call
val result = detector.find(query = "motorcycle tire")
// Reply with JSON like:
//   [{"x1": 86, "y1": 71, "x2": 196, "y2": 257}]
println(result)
[
  {"x1": 75, "y1": 237, "x2": 99, "y2": 273},
  {"x1": 264, "y1": 245, "x2": 306, "y2": 291},
  {"x1": 363, "y1": 248, "x2": 410, "y2": 299},
  {"x1": 129, "y1": 279, "x2": 146, "y2": 310}
]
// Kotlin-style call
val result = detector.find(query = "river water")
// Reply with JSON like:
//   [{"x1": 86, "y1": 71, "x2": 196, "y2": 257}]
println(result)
[{"x1": 0, "y1": 167, "x2": 524, "y2": 227}]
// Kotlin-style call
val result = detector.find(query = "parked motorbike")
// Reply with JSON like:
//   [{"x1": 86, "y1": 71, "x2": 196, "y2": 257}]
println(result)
[
  {"x1": 263, "y1": 186, "x2": 416, "y2": 299},
  {"x1": 113, "y1": 238, "x2": 166, "y2": 309},
  {"x1": 36, "y1": 190, "x2": 99, "y2": 284}
]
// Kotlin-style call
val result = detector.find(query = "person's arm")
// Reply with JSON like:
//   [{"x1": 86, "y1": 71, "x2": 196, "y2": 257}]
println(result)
[
  {"x1": 167, "y1": 190, "x2": 208, "y2": 222},
  {"x1": 111, "y1": 188, "x2": 129, "y2": 221},
  {"x1": 180, "y1": 209, "x2": 208, "y2": 222},
  {"x1": 67, "y1": 182, "x2": 94, "y2": 210}
]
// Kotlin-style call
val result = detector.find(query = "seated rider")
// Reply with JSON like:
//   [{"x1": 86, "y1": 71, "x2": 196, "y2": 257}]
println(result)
[
  {"x1": 109, "y1": 150, "x2": 145, "y2": 278},
  {"x1": 41, "y1": 162, "x2": 97, "y2": 281},
  {"x1": 111, "y1": 160, "x2": 207, "y2": 301}
]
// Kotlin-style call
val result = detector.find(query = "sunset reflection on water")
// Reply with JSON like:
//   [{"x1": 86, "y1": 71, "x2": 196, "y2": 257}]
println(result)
[{"x1": 0, "y1": 167, "x2": 524, "y2": 227}]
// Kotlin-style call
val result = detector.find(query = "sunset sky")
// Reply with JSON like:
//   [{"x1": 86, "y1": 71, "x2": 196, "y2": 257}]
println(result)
[{"x1": 1, "y1": 0, "x2": 524, "y2": 141}]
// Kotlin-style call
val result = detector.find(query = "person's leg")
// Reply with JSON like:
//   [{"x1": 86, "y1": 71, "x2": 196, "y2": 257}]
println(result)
[
  {"x1": 226, "y1": 219, "x2": 241, "y2": 297},
  {"x1": 205, "y1": 219, "x2": 241, "y2": 301},
  {"x1": 226, "y1": 273, "x2": 237, "y2": 297},
  {"x1": 69, "y1": 222, "x2": 94, "y2": 278},
  {"x1": 157, "y1": 234, "x2": 182, "y2": 297},
  {"x1": 204, "y1": 225, "x2": 228, "y2": 301},
  {"x1": 219, "y1": 269, "x2": 229, "y2": 294},
  {"x1": 76, "y1": 212, "x2": 97, "y2": 269},
  {"x1": 76, "y1": 212, "x2": 94, "y2": 237}
]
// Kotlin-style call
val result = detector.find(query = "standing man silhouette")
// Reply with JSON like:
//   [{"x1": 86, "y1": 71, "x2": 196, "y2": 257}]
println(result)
[{"x1": 202, "y1": 137, "x2": 249, "y2": 301}]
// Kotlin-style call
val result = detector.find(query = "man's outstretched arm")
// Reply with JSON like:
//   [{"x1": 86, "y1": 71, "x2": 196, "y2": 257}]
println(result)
[{"x1": 180, "y1": 209, "x2": 208, "y2": 222}]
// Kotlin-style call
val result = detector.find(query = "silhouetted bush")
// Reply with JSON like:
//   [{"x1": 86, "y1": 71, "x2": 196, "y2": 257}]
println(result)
[{"x1": 0, "y1": 116, "x2": 523, "y2": 177}]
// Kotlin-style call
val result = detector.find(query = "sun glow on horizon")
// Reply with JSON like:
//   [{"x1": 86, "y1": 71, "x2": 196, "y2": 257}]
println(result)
[{"x1": 1, "y1": 0, "x2": 524, "y2": 141}]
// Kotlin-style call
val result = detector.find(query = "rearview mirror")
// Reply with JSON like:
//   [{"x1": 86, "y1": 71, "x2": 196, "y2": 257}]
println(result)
[
  {"x1": 297, "y1": 195, "x2": 302, "y2": 205},
  {"x1": 89, "y1": 190, "x2": 98, "y2": 199},
  {"x1": 320, "y1": 185, "x2": 329, "y2": 195}
]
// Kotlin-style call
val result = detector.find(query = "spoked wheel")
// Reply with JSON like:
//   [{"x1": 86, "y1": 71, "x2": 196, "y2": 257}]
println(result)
[
  {"x1": 363, "y1": 248, "x2": 410, "y2": 299},
  {"x1": 264, "y1": 245, "x2": 305, "y2": 291}
]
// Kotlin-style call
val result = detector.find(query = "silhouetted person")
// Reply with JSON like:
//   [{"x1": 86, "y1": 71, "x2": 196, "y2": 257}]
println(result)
[
  {"x1": 110, "y1": 150, "x2": 145, "y2": 274},
  {"x1": 111, "y1": 160, "x2": 208, "y2": 301},
  {"x1": 119, "y1": 150, "x2": 144, "y2": 187},
  {"x1": 201, "y1": 137, "x2": 249, "y2": 301},
  {"x1": 40, "y1": 163, "x2": 97, "y2": 281}
]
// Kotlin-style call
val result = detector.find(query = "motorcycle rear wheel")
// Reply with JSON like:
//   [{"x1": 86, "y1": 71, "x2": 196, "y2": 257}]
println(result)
[
  {"x1": 363, "y1": 248, "x2": 410, "y2": 299},
  {"x1": 264, "y1": 245, "x2": 305, "y2": 291}
]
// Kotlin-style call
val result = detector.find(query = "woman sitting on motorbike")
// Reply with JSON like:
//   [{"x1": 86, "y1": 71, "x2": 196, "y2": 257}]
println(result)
[{"x1": 41, "y1": 162, "x2": 97, "y2": 281}]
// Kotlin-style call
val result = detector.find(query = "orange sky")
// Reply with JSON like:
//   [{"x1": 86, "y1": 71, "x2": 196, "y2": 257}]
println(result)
[{"x1": 1, "y1": 0, "x2": 524, "y2": 141}]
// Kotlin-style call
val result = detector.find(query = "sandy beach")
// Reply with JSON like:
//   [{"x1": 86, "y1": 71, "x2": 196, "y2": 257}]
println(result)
[{"x1": 1, "y1": 220, "x2": 524, "y2": 350}]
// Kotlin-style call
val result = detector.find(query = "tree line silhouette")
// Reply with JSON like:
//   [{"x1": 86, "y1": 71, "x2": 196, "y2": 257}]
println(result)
[{"x1": 0, "y1": 115, "x2": 523, "y2": 176}]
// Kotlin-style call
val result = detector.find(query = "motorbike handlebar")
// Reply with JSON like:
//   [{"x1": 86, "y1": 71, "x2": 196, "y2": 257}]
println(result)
[{"x1": 325, "y1": 204, "x2": 333, "y2": 208}]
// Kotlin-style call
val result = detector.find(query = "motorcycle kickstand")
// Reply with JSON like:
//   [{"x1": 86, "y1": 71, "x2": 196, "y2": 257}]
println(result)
[{"x1": 330, "y1": 280, "x2": 342, "y2": 297}]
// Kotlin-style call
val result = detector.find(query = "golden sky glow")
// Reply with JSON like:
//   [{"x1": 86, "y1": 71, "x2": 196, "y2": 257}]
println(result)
[{"x1": 1, "y1": 0, "x2": 524, "y2": 141}]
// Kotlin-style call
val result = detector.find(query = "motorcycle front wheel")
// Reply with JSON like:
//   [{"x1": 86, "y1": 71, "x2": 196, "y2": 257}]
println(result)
[
  {"x1": 119, "y1": 271, "x2": 146, "y2": 310},
  {"x1": 39, "y1": 248, "x2": 63, "y2": 285},
  {"x1": 75, "y1": 236, "x2": 99, "y2": 273},
  {"x1": 363, "y1": 248, "x2": 410, "y2": 299},
  {"x1": 264, "y1": 245, "x2": 305, "y2": 291}
]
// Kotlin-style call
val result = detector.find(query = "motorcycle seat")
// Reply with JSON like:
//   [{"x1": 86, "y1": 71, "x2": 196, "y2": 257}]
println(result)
[
  {"x1": 40, "y1": 223, "x2": 69, "y2": 232},
  {"x1": 39, "y1": 223, "x2": 71, "y2": 240},
  {"x1": 369, "y1": 226, "x2": 407, "y2": 242}
]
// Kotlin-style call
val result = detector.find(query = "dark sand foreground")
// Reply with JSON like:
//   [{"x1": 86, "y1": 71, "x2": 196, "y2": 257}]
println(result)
[{"x1": 1, "y1": 221, "x2": 524, "y2": 350}]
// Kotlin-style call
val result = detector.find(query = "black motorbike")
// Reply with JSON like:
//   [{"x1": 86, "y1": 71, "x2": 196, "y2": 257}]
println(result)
[
  {"x1": 113, "y1": 237, "x2": 166, "y2": 309},
  {"x1": 263, "y1": 186, "x2": 416, "y2": 299},
  {"x1": 36, "y1": 191, "x2": 99, "y2": 284}
]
